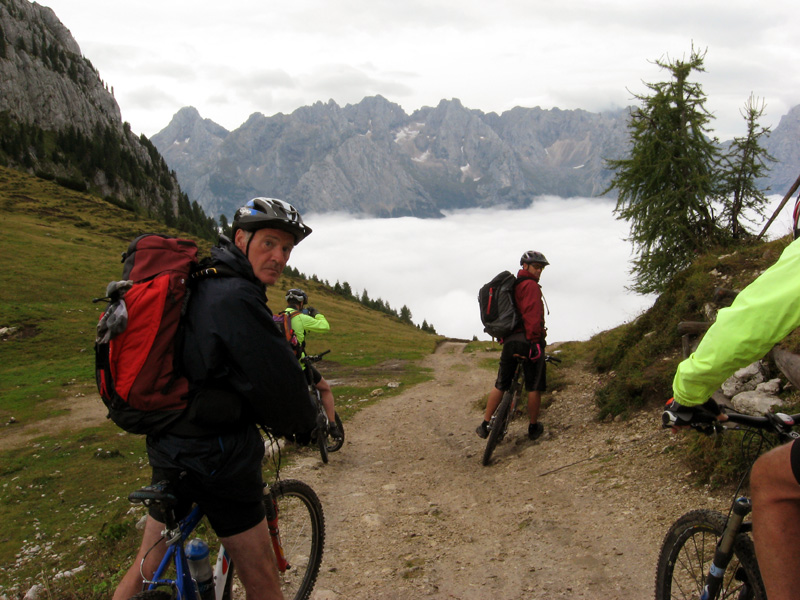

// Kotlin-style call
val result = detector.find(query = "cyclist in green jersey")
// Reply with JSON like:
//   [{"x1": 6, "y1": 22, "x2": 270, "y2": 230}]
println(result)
[
  {"x1": 285, "y1": 288, "x2": 341, "y2": 439},
  {"x1": 669, "y1": 199, "x2": 800, "y2": 600}
]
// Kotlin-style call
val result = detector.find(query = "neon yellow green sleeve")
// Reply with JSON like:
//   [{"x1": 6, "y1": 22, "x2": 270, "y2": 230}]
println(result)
[
  {"x1": 673, "y1": 238, "x2": 800, "y2": 406},
  {"x1": 286, "y1": 308, "x2": 330, "y2": 345}
]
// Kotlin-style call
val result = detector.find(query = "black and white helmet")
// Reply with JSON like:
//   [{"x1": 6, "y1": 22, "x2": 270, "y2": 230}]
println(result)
[
  {"x1": 232, "y1": 197, "x2": 312, "y2": 244},
  {"x1": 285, "y1": 288, "x2": 308, "y2": 305},
  {"x1": 520, "y1": 250, "x2": 550, "y2": 266}
]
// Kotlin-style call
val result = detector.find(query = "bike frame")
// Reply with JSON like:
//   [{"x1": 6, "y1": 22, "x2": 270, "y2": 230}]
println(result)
[
  {"x1": 661, "y1": 408, "x2": 800, "y2": 599},
  {"x1": 138, "y1": 483, "x2": 289, "y2": 599}
]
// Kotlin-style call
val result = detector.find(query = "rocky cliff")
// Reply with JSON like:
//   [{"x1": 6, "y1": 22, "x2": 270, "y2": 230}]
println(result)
[
  {"x1": 154, "y1": 96, "x2": 800, "y2": 220},
  {"x1": 0, "y1": 0, "x2": 211, "y2": 234}
]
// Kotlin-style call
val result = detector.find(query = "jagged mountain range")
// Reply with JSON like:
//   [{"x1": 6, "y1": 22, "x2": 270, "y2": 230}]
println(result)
[
  {"x1": 152, "y1": 98, "x2": 800, "y2": 220},
  {"x1": 4, "y1": 0, "x2": 799, "y2": 223}
]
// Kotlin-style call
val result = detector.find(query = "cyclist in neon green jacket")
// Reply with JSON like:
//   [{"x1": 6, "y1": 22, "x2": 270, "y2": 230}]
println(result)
[
  {"x1": 670, "y1": 209, "x2": 800, "y2": 600},
  {"x1": 285, "y1": 288, "x2": 341, "y2": 439}
]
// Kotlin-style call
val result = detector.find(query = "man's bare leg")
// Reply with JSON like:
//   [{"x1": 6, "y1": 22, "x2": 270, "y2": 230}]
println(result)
[
  {"x1": 113, "y1": 517, "x2": 167, "y2": 600},
  {"x1": 751, "y1": 442, "x2": 800, "y2": 600},
  {"x1": 220, "y1": 518, "x2": 284, "y2": 600}
]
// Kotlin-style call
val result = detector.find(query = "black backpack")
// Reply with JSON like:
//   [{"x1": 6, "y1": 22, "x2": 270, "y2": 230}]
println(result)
[{"x1": 478, "y1": 271, "x2": 521, "y2": 339}]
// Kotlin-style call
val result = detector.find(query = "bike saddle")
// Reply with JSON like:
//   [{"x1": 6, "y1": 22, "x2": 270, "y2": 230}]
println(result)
[{"x1": 128, "y1": 481, "x2": 178, "y2": 508}]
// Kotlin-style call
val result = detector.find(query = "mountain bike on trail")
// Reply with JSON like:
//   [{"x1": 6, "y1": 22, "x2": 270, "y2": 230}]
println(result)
[
  {"x1": 124, "y1": 433, "x2": 325, "y2": 600},
  {"x1": 481, "y1": 352, "x2": 560, "y2": 466},
  {"x1": 655, "y1": 404, "x2": 800, "y2": 600},
  {"x1": 303, "y1": 350, "x2": 344, "y2": 464}
]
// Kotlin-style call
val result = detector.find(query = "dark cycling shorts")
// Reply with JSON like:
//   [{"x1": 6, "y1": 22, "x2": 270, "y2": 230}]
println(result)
[
  {"x1": 790, "y1": 439, "x2": 800, "y2": 485},
  {"x1": 146, "y1": 425, "x2": 266, "y2": 538},
  {"x1": 309, "y1": 364, "x2": 322, "y2": 386},
  {"x1": 494, "y1": 340, "x2": 547, "y2": 392}
]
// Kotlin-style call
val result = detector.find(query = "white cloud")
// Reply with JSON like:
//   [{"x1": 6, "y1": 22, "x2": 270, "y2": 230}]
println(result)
[{"x1": 286, "y1": 195, "x2": 794, "y2": 343}]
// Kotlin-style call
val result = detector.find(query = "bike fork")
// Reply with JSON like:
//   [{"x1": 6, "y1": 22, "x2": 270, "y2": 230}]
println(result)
[
  {"x1": 700, "y1": 497, "x2": 752, "y2": 600},
  {"x1": 264, "y1": 491, "x2": 290, "y2": 572}
]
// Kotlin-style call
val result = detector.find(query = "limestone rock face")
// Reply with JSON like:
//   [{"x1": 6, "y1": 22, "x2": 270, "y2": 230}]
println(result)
[
  {"x1": 0, "y1": 0, "x2": 120, "y2": 135},
  {"x1": 1, "y1": 0, "x2": 185, "y2": 216}
]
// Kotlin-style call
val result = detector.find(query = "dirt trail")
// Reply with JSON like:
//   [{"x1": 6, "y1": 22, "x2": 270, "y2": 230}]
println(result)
[
  {"x1": 285, "y1": 341, "x2": 731, "y2": 600},
  {"x1": 1, "y1": 342, "x2": 733, "y2": 599}
]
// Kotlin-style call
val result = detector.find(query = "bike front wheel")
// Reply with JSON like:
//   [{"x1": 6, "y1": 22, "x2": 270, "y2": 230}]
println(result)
[
  {"x1": 482, "y1": 390, "x2": 513, "y2": 466},
  {"x1": 654, "y1": 509, "x2": 765, "y2": 600},
  {"x1": 222, "y1": 479, "x2": 325, "y2": 600}
]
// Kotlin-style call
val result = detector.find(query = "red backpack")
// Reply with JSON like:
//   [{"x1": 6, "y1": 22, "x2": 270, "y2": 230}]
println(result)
[
  {"x1": 273, "y1": 309, "x2": 303, "y2": 358},
  {"x1": 94, "y1": 234, "x2": 198, "y2": 434}
]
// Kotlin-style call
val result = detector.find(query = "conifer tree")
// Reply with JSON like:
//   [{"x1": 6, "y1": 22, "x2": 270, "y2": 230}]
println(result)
[
  {"x1": 605, "y1": 46, "x2": 722, "y2": 294},
  {"x1": 718, "y1": 95, "x2": 776, "y2": 239}
]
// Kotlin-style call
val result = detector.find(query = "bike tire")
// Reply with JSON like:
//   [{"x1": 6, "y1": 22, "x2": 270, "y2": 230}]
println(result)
[
  {"x1": 654, "y1": 509, "x2": 766, "y2": 600},
  {"x1": 222, "y1": 479, "x2": 325, "y2": 600},
  {"x1": 316, "y1": 422, "x2": 329, "y2": 464},
  {"x1": 129, "y1": 591, "x2": 173, "y2": 600},
  {"x1": 482, "y1": 390, "x2": 513, "y2": 466},
  {"x1": 326, "y1": 412, "x2": 344, "y2": 453}
]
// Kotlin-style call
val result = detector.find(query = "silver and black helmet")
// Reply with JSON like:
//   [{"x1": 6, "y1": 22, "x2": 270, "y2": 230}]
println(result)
[
  {"x1": 232, "y1": 197, "x2": 312, "y2": 244},
  {"x1": 286, "y1": 288, "x2": 308, "y2": 305}
]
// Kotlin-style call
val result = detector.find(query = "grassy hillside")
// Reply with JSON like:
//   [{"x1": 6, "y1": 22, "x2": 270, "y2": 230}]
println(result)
[{"x1": 0, "y1": 165, "x2": 442, "y2": 598}]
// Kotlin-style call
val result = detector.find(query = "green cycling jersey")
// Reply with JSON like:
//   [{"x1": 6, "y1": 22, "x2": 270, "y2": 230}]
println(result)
[
  {"x1": 284, "y1": 307, "x2": 330, "y2": 352},
  {"x1": 673, "y1": 237, "x2": 800, "y2": 407}
]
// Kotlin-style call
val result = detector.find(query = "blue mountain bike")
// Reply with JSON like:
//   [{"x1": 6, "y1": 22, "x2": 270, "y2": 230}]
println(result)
[{"x1": 125, "y1": 475, "x2": 325, "y2": 600}]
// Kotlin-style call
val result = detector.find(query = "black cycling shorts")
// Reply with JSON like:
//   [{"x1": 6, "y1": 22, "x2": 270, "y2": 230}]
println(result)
[
  {"x1": 146, "y1": 425, "x2": 266, "y2": 538},
  {"x1": 309, "y1": 364, "x2": 323, "y2": 386},
  {"x1": 790, "y1": 439, "x2": 800, "y2": 486},
  {"x1": 494, "y1": 340, "x2": 547, "y2": 392}
]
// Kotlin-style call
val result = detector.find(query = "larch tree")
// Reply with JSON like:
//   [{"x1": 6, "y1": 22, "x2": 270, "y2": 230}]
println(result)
[
  {"x1": 605, "y1": 46, "x2": 723, "y2": 294},
  {"x1": 718, "y1": 94, "x2": 776, "y2": 239}
]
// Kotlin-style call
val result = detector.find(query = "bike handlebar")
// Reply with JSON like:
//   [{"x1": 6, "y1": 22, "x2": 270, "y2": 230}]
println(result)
[
  {"x1": 662, "y1": 406, "x2": 800, "y2": 441},
  {"x1": 510, "y1": 353, "x2": 562, "y2": 363},
  {"x1": 302, "y1": 349, "x2": 331, "y2": 365}
]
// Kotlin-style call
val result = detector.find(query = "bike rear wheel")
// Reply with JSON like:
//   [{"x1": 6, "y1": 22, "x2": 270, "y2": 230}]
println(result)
[
  {"x1": 326, "y1": 412, "x2": 344, "y2": 452},
  {"x1": 316, "y1": 420, "x2": 329, "y2": 464},
  {"x1": 482, "y1": 390, "x2": 513, "y2": 466},
  {"x1": 222, "y1": 479, "x2": 325, "y2": 600},
  {"x1": 654, "y1": 509, "x2": 765, "y2": 600}
]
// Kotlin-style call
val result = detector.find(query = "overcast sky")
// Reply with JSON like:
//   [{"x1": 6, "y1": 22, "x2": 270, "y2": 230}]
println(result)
[{"x1": 39, "y1": 0, "x2": 799, "y2": 140}]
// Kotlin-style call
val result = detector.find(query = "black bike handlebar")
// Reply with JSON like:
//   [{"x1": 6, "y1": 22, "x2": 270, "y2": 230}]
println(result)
[
  {"x1": 662, "y1": 406, "x2": 800, "y2": 440},
  {"x1": 302, "y1": 349, "x2": 331, "y2": 364}
]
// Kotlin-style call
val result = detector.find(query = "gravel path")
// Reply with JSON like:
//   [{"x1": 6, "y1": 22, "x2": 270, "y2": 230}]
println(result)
[{"x1": 284, "y1": 341, "x2": 732, "y2": 600}]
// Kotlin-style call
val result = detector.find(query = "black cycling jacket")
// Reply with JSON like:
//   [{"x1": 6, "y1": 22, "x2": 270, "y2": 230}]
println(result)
[{"x1": 178, "y1": 237, "x2": 316, "y2": 438}]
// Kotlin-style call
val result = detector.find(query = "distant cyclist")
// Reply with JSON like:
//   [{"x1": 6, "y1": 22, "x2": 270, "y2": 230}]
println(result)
[
  {"x1": 285, "y1": 288, "x2": 341, "y2": 440},
  {"x1": 668, "y1": 198, "x2": 800, "y2": 600},
  {"x1": 477, "y1": 250, "x2": 549, "y2": 441}
]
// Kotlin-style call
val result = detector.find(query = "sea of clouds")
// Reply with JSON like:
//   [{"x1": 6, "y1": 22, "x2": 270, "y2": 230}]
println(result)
[{"x1": 288, "y1": 195, "x2": 793, "y2": 343}]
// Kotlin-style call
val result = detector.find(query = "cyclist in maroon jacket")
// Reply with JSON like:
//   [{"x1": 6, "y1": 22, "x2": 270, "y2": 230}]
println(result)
[{"x1": 477, "y1": 250, "x2": 549, "y2": 441}]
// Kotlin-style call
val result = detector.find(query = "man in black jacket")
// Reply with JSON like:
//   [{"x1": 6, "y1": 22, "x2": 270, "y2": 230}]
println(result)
[{"x1": 114, "y1": 198, "x2": 316, "y2": 600}]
